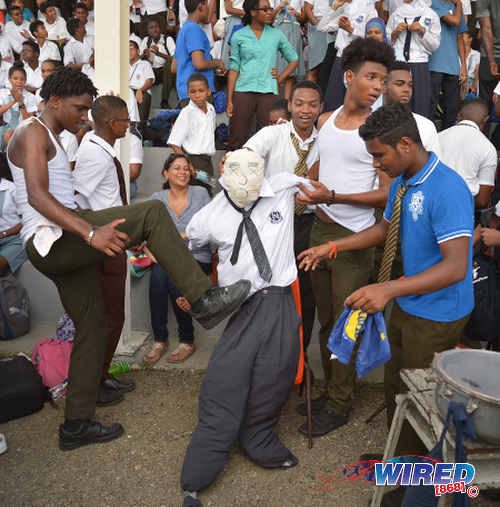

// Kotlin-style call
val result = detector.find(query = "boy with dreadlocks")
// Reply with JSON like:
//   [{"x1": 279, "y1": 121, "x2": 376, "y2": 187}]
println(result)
[{"x1": 7, "y1": 67, "x2": 250, "y2": 451}]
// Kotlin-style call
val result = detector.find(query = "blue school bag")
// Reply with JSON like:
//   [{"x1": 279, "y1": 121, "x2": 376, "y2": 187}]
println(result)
[{"x1": 327, "y1": 308, "x2": 390, "y2": 378}]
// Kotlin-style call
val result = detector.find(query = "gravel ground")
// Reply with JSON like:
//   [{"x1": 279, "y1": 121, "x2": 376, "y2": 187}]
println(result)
[{"x1": 0, "y1": 370, "x2": 497, "y2": 507}]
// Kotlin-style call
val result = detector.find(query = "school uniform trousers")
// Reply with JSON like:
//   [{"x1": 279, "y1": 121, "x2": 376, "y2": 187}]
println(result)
[
  {"x1": 409, "y1": 62, "x2": 432, "y2": 119},
  {"x1": 430, "y1": 72, "x2": 460, "y2": 130},
  {"x1": 26, "y1": 200, "x2": 212, "y2": 421},
  {"x1": 181, "y1": 286, "x2": 300, "y2": 492}
]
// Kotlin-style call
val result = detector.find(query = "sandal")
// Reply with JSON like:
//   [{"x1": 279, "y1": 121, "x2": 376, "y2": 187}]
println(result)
[
  {"x1": 166, "y1": 343, "x2": 195, "y2": 363},
  {"x1": 143, "y1": 342, "x2": 167, "y2": 364}
]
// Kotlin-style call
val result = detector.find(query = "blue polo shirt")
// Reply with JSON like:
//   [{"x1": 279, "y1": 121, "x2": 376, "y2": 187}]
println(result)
[
  {"x1": 174, "y1": 21, "x2": 215, "y2": 101},
  {"x1": 429, "y1": 0, "x2": 467, "y2": 75},
  {"x1": 383, "y1": 152, "x2": 474, "y2": 322}
]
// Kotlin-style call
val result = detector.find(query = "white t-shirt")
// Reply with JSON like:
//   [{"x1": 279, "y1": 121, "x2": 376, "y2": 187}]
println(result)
[
  {"x1": 140, "y1": 34, "x2": 175, "y2": 68},
  {"x1": 129, "y1": 59, "x2": 155, "y2": 93},
  {"x1": 0, "y1": 178, "x2": 21, "y2": 230},
  {"x1": 38, "y1": 39, "x2": 61, "y2": 62},
  {"x1": 44, "y1": 17, "x2": 69, "y2": 42},
  {"x1": 244, "y1": 121, "x2": 319, "y2": 178},
  {"x1": 439, "y1": 120, "x2": 497, "y2": 197},
  {"x1": 317, "y1": 107, "x2": 377, "y2": 232},
  {"x1": 63, "y1": 36, "x2": 93, "y2": 66},
  {"x1": 167, "y1": 100, "x2": 216, "y2": 155},
  {"x1": 74, "y1": 132, "x2": 124, "y2": 210},
  {"x1": 466, "y1": 49, "x2": 480, "y2": 81},
  {"x1": 23, "y1": 62, "x2": 43, "y2": 90},
  {"x1": 413, "y1": 112, "x2": 441, "y2": 156},
  {"x1": 0, "y1": 88, "x2": 37, "y2": 124},
  {"x1": 187, "y1": 172, "x2": 309, "y2": 296},
  {"x1": 4, "y1": 20, "x2": 31, "y2": 54}
]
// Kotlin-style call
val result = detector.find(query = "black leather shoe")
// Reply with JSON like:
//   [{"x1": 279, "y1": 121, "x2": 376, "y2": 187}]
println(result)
[
  {"x1": 190, "y1": 280, "x2": 251, "y2": 329},
  {"x1": 96, "y1": 384, "x2": 124, "y2": 406},
  {"x1": 298, "y1": 406, "x2": 348, "y2": 437},
  {"x1": 296, "y1": 393, "x2": 328, "y2": 416},
  {"x1": 259, "y1": 451, "x2": 299, "y2": 470},
  {"x1": 182, "y1": 496, "x2": 202, "y2": 507},
  {"x1": 102, "y1": 375, "x2": 136, "y2": 393},
  {"x1": 59, "y1": 420, "x2": 124, "y2": 451}
]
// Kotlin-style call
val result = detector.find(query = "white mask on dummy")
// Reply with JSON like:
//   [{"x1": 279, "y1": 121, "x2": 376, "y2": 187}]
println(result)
[{"x1": 222, "y1": 149, "x2": 265, "y2": 209}]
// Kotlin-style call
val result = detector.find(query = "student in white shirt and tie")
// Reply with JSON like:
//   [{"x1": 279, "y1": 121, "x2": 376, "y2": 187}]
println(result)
[
  {"x1": 180, "y1": 149, "x2": 311, "y2": 507},
  {"x1": 243, "y1": 80, "x2": 322, "y2": 353},
  {"x1": 73, "y1": 95, "x2": 137, "y2": 407}
]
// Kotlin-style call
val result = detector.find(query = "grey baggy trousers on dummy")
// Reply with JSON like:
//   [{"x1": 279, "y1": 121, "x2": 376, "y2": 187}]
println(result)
[{"x1": 181, "y1": 286, "x2": 301, "y2": 492}]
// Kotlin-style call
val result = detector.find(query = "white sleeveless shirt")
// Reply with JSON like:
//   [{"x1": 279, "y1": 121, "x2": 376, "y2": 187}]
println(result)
[
  {"x1": 317, "y1": 107, "x2": 377, "y2": 233},
  {"x1": 8, "y1": 117, "x2": 77, "y2": 255}
]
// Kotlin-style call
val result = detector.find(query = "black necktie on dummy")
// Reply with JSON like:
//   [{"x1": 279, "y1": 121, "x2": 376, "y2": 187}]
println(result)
[{"x1": 224, "y1": 190, "x2": 273, "y2": 283}]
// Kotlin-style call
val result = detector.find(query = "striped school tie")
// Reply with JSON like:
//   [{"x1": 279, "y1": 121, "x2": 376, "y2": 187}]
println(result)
[
  {"x1": 290, "y1": 132, "x2": 315, "y2": 215},
  {"x1": 377, "y1": 184, "x2": 409, "y2": 283}
]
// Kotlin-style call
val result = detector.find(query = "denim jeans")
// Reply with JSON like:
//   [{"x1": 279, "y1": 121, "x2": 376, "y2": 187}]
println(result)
[{"x1": 149, "y1": 260, "x2": 211, "y2": 344}]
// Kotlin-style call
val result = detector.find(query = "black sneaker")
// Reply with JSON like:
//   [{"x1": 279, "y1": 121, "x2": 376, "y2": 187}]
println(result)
[
  {"x1": 102, "y1": 375, "x2": 136, "y2": 393},
  {"x1": 190, "y1": 280, "x2": 251, "y2": 329},
  {"x1": 298, "y1": 406, "x2": 348, "y2": 437},
  {"x1": 296, "y1": 393, "x2": 328, "y2": 416},
  {"x1": 59, "y1": 420, "x2": 124, "y2": 451},
  {"x1": 96, "y1": 384, "x2": 124, "y2": 406}
]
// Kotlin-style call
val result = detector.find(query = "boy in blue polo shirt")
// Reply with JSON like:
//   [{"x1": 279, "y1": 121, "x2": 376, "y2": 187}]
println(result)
[
  {"x1": 173, "y1": 0, "x2": 224, "y2": 106},
  {"x1": 298, "y1": 103, "x2": 473, "y2": 457}
]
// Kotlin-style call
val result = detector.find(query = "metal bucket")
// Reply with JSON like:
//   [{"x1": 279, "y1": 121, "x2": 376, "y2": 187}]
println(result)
[{"x1": 433, "y1": 349, "x2": 500, "y2": 444}]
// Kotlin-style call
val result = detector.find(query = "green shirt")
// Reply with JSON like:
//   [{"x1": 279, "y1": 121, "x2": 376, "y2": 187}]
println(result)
[{"x1": 229, "y1": 25, "x2": 298, "y2": 94}]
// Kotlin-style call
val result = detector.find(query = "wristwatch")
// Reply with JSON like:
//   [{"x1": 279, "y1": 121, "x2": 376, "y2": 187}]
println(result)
[
  {"x1": 18, "y1": 103, "x2": 26, "y2": 110},
  {"x1": 328, "y1": 189, "x2": 336, "y2": 205}
]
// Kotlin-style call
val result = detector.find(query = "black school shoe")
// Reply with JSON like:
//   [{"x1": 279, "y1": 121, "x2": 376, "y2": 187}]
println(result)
[
  {"x1": 259, "y1": 451, "x2": 299, "y2": 470},
  {"x1": 59, "y1": 420, "x2": 124, "y2": 451},
  {"x1": 189, "y1": 280, "x2": 251, "y2": 329},
  {"x1": 298, "y1": 406, "x2": 348, "y2": 437},
  {"x1": 96, "y1": 384, "x2": 124, "y2": 406},
  {"x1": 296, "y1": 393, "x2": 328, "y2": 416},
  {"x1": 102, "y1": 375, "x2": 136, "y2": 393}
]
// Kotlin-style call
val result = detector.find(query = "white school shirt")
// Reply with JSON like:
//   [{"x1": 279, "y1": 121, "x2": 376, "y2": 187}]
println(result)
[
  {"x1": 0, "y1": 179, "x2": 21, "y2": 230},
  {"x1": 44, "y1": 17, "x2": 69, "y2": 42},
  {"x1": 140, "y1": 34, "x2": 175, "y2": 69},
  {"x1": 4, "y1": 20, "x2": 31, "y2": 54},
  {"x1": 383, "y1": 0, "x2": 403, "y2": 16},
  {"x1": 466, "y1": 49, "x2": 480, "y2": 81},
  {"x1": 187, "y1": 172, "x2": 310, "y2": 296},
  {"x1": 387, "y1": 6, "x2": 441, "y2": 62},
  {"x1": 82, "y1": 63, "x2": 95, "y2": 83},
  {"x1": 143, "y1": 0, "x2": 167, "y2": 15},
  {"x1": 129, "y1": 59, "x2": 155, "y2": 93},
  {"x1": 0, "y1": 35, "x2": 14, "y2": 62},
  {"x1": 317, "y1": 107, "x2": 377, "y2": 232},
  {"x1": 413, "y1": 113, "x2": 440, "y2": 156},
  {"x1": 130, "y1": 132, "x2": 144, "y2": 164},
  {"x1": 0, "y1": 89, "x2": 37, "y2": 124},
  {"x1": 438, "y1": 120, "x2": 497, "y2": 197},
  {"x1": 24, "y1": 62, "x2": 43, "y2": 90},
  {"x1": 38, "y1": 39, "x2": 61, "y2": 61},
  {"x1": 244, "y1": 121, "x2": 319, "y2": 178},
  {"x1": 59, "y1": 129, "x2": 79, "y2": 164},
  {"x1": 167, "y1": 100, "x2": 216, "y2": 155},
  {"x1": 305, "y1": 0, "x2": 330, "y2": 18},
  {"x1": 74, "y1": 132, "x2": 123, "y2": 210},
  {"x1": 461, "y1": 0, "x2": 471, "y2": 16},
  {"x1": 85, "y1": 21, "x2": 95, "y2": 37},
  {"x1": 63, "y1": 36, "x2": 93, "y2": 66},
  {"x1": 334, "y1": 3, "x2": 378, "y2": 56}
]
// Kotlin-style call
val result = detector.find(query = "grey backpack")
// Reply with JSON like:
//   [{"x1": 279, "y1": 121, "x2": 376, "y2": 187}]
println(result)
[{"x1": 0, "y1": 276, "x2": 30, "y2": 340}]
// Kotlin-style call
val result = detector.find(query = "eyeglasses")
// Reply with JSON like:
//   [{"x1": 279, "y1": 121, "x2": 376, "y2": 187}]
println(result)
[{"x1": 254, "y1": 6, "x2": 273, "y2": 12}]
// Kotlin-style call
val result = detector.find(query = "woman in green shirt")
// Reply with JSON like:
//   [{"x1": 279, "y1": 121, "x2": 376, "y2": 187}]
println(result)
[{"x1": 226, "y1": 0, "x2": 299, "y2": 149}]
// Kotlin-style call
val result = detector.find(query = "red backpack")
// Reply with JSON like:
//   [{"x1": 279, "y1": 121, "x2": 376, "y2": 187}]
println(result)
[{"x1": 31, "y1": 338, "x2": 73, "y2": 390}]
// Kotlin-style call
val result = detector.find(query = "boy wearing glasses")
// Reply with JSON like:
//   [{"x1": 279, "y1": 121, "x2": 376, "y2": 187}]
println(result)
[{"x1": 73, "y1": 95, "x2": 136, "y2": 407}]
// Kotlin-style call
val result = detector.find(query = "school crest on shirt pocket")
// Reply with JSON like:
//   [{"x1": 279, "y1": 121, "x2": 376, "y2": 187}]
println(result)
[
  {"x1": 269, "y1": 210, "x2": 283, "y2": 224},
  {"x1": 408, "y1": 191, "x2": 424, "y2": 222},
  {"x1": 424, "y1": 18, "x2": 431, "y2": 26}
]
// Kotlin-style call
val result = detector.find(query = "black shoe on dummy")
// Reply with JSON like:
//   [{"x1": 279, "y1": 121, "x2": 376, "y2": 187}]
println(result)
[
  {"x1": 96, "y1": 384, "x2": 124, "y2": 406},
  {"x1": 59, "y1": 420, "x2": 124, "y2": 451},
  {"x1": 182, "y1": 495, "x2": 202, "y2": 507},
  {"x1": 190, "y1": 280, "x2": 251, "y2": 329},
  {"x1": 298, "y1": 406, "x2": 348, "y2": 437},
  {"x1": 102, "y1": 375, "x2": 136, "y2": 393},
  {"x1": 296, "y1": 393, "x2": 328, "y2": 416}
]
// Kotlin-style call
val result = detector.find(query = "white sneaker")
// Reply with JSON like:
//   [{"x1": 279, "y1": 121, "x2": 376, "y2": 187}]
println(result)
[{"x1": 0, "y1": 433, "x2": 7, "y2": 455}]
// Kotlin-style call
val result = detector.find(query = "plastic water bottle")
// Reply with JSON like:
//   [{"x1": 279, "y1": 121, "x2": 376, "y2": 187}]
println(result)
[
  {"x1": 108, "y1": 361, "x2": 130, "y2": 376},
  {"x1": 195, "y1": 170, "x2": 217, "y2": 188}
]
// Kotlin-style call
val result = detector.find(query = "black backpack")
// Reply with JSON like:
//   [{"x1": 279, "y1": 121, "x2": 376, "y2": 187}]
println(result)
[
  {"x1": 0, "y1": 356, "x2": 47, "y2": 423},
  {"x1": 0, "y1": 276, "x2": 30, "y2": 340},
  {"x1": 464, "y1": 252, "x2": 500, "y2": 343}
]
